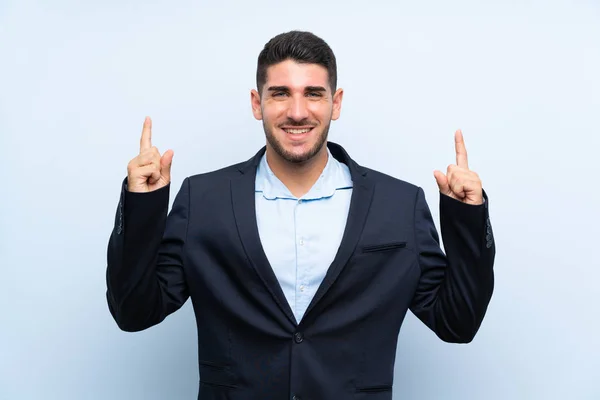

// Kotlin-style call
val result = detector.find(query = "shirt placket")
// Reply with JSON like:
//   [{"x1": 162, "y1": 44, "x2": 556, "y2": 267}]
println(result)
[{"x1": 294, "y1": 198, "x2": 311, "y2": 321}]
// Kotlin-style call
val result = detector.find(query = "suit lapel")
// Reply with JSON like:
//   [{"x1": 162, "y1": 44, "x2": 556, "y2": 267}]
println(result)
[
  {"x1": 230, "y1": 142, "x2": 374, "y2": 325},
  {"x1": 231, "y1": 149, "x2": 297, "y2": 326},
  {"x1": 303, "y1": 143, "x2": 374, "y2": 319}
]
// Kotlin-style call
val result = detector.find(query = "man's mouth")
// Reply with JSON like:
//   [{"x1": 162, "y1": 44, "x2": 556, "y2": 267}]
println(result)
[{"x1": 282, "y1": 127, "x2": 314, "y2": 134}]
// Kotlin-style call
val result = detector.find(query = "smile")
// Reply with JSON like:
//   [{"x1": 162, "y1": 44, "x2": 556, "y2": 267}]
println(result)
[{"x1": 282, "y1": 128, "x2": 313, "y2": 134}]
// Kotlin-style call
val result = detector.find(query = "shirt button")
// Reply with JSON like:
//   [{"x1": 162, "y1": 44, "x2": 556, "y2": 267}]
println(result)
[
  {"x1": 300, "y1": 285, "x2": 305, "y2": 292},
  {"x1": 294, "y1": 332, "x2": 304, "y2": 343},
  {"x1": 299, "y1": 238, "x2": 304, "y2": 246}
]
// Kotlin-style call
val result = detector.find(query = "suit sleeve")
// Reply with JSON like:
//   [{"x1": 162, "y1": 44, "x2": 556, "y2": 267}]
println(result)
[
  {"x1": 409, "y1": 187, "x2": 495, "y2": 343},
  {"x1": 105, "y1": 177, "x2": 190, "y2": 332}
]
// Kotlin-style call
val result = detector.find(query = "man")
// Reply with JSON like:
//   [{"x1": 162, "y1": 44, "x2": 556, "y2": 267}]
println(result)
[{"x1": 106, "y1": 30, "x2": 495, "y2": 400}]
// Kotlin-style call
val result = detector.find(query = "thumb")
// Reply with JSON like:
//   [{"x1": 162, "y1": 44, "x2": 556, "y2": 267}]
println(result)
[
  {"x1": 160, "y1": 149, "x2": 174, "y2": 181},
  {"x1": 433, "y1": 170, "x2": 450, "y2": 194}
]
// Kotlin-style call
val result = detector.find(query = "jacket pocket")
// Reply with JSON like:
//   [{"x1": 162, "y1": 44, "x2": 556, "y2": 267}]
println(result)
[
  {"x1": 199, "y1": 361, "x2": 237, "y2": 389},
  {"x1": 356, "y1": 385, "x2": 392, "y2": 393},
  {"x1": 355, "y1": 385, "x2": 393, "y2": 399},
  {"x1": 361, "y1": 241, "x2": 407, "y2": 253}
]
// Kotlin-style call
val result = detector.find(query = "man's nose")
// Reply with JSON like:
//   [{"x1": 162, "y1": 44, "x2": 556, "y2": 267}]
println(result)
[{"x1": 286, "y1": 95, "x2": 310, "y2": 123}]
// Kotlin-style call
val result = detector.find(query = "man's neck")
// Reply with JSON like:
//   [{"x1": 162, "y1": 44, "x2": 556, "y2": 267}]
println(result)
[{"x1": 265, "y1": 145, "x2": 329, "y2": 198}]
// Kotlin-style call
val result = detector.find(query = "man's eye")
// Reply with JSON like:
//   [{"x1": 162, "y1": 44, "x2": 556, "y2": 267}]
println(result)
[
  {"x1": 273, "y1": 92, "x2": 287, "y2": 97},
  {"x1": 307, "y1": 92, "x2": 323, "y2": 97}
]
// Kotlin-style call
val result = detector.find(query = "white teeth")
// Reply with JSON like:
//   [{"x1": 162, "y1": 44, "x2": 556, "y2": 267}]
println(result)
[{"x1": 284, "y1": 128, "x2": 311, "y2": 134}]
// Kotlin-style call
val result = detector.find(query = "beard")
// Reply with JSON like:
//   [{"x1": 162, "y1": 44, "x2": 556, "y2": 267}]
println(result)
[{"x1": 263, "y1": 118, "x2": 330, "y2": 164}]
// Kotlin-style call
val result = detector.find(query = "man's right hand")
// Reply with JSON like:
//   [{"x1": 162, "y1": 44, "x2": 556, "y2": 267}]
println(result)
[{"x1": 126, "y1": 117, "x2": 174, "y2": 193}]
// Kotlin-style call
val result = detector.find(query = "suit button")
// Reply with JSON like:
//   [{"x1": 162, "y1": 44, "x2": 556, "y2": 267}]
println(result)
[
  {"x1": 292, "y1": 396, "x2": 300, "y2": 400},
  {"x1": 294, "y1": 332, "x2": 304, "y2": 343}
]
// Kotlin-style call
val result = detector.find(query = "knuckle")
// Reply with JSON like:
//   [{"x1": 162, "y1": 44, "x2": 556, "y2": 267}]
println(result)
[{"x1": 127, "y1": 159, "x2": 137, "y2": 173}]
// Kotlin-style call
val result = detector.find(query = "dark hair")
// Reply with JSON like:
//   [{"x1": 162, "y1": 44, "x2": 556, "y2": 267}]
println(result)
[{"x1": 256, "y1": 31, "x2": 337, "y2": 94}]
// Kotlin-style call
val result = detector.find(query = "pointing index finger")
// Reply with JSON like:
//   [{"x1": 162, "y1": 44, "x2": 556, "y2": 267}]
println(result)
[
  {"x1": 140, "y1": 116, "x2": 152, "y2": 152},
  {"x1": 455, "y1": 129, "x2": 469, "y2": 169}
]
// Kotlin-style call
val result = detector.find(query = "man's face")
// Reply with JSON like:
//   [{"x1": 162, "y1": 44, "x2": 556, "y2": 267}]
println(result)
[{"x1": 251, "y1": 59, "x2": 343, "y2": 164}]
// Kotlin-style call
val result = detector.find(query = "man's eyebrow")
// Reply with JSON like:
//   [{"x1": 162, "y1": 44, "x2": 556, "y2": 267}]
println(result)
[
  {"x1": 266, "y1": 86, "x2": 327, "y2": 92},
  {"x1": 267, "y1": 86, "x2": 289, "y2": 91}
]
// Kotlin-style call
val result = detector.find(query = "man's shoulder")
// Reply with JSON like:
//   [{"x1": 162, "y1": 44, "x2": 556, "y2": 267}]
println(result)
[
  {"x1": 329, "y1": 141, "x2": 421, "y2": 195},
  {"x1": 186, "y1": 160, "x2": 248, "y2": 185},
  {"x1": 360, "y1": 165, "x2": 420, "y2": 194}
]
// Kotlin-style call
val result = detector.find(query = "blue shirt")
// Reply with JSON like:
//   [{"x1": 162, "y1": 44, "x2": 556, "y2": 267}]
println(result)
[{"x1": 255, "y1": 149, "x2": 354, "y2": 323}]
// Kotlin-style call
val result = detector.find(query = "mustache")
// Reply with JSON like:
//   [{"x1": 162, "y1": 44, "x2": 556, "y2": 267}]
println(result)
[{"x1": 278, "y1": 119, "x2": 317, "y2": 127}]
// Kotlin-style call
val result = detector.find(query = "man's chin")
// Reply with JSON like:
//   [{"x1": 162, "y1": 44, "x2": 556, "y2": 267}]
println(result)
[
  {"x1": 281, "y1": 144, "x2": 326, "y2": 164},
  {"x1": 285, "y1": 154, "x2": 313, "y2": 164},
  {"x1": 265, "y1": 129, "x2": 328, "y2": 164}
]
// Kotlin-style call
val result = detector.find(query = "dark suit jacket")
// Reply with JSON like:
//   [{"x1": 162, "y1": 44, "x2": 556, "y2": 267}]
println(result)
[{"x1": 106, "y1": 141, "x2": 495, "y2": 400}]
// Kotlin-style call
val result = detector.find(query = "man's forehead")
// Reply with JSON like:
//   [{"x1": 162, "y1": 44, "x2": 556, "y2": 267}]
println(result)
[{"x1": 265, "y1": 60, "x2": 329, "y2": 89}]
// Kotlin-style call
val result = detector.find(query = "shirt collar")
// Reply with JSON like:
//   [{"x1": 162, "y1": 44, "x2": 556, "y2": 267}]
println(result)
[{"x1": 255, "y1": 148, "x2": 353, "y2": 201}]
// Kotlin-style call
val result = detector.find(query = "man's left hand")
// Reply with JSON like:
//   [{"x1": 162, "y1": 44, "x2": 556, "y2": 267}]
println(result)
[{"x1": 434, "y1": 129, "x2": 484, "y2": 206}]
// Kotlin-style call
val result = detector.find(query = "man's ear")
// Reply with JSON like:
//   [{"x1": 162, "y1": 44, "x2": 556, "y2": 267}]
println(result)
[
  {"x1": 251, "y1": 89, "x2": 262, "y2": 120},
  {"x1": 331, "y1": 88, "x2": 344, "y2": 120}
]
